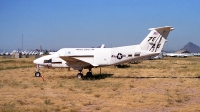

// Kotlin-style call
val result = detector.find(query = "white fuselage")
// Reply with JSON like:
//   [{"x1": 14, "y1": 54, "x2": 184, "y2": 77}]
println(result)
[
  {"x1": 34, "y1": 45, "x2": 159, "y2": 70},
  {"x1": 57, "y1": 45, "x2": 159, "y2": 69}
]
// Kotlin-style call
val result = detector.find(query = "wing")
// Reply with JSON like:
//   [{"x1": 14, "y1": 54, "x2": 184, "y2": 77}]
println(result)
[{"x1": 60, "y1": 56, "x2": 96, "y2": 69}]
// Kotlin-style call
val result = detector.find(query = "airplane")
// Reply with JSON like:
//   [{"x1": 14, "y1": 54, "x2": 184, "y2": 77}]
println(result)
[
  {"x1": 33, "y1": 26, "x2": 174, "y2": 78},
  {"x1": 0, "y1": 50, "x2": 10, "y2": 55},
  {"x1": 148, "y1": 52, "x2": 163, "y2": 60},
  {"x1": 0, "y1": 50, "x2": 5, "y2": 55},
  {"x1": 164, "y1": 53, "x2": 189, "y2": 57}
]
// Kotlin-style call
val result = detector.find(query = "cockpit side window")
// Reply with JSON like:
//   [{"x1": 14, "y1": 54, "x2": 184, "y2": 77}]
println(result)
[{"x1": 44, "y1": 59, "x2": 52, "y2": 63}]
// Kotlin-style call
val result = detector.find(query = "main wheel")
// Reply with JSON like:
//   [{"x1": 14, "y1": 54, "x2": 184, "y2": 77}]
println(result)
[
  {"x1": 35, "y1": 72, "x2": 41, "y2": 77},
  {"x1": 77, "y1": 73, "x2": 83, "y2": 79},
  {"x1": 86, "y1": 72, "x2": 93, "y2": 77}
]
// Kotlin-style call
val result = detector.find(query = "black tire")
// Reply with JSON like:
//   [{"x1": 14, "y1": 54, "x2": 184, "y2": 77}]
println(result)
[
  {"x1": 77, "y1": 73, "x2": 83, "y2": 79},
  {"x1": 85, "y1": 72, "x2": 93, "y2": 77},
  {"x1": 35, "y1": 72, "x2": 41, "y2": 77}
]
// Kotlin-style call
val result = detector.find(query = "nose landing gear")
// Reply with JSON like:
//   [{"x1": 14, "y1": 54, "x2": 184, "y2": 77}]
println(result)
[
  {"x1": 35, "y1": 64, "x2": 41, "y2": 77},
  {"x1": 35, "y1": 72, "x2": 41, "y2": 77}
]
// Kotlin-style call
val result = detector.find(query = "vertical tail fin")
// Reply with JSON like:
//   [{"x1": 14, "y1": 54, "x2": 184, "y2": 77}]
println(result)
[{"x1": 140, "y1": 26, "x2": 174, "y2": 52}]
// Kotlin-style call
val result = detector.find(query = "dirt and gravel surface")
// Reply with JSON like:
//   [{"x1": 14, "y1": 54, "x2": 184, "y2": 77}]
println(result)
[{"x1": 1, "y1": 57, "x2": 200, "y2": 112}]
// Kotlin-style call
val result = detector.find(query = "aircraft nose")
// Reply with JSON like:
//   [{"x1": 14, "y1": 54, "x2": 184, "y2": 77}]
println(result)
[{"x1": 33, "y1": 58, "x2": 41, "y2": 64}]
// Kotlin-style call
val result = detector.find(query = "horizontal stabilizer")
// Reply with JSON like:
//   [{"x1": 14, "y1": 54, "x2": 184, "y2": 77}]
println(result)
[{"x1": 149, "y1": 26, "x2": 174, "y2": 31}]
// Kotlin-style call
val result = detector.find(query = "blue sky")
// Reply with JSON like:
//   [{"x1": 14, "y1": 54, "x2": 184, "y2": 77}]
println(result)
[{"x1": 0, "y1": 0, "x2": 200, "y2": 52}]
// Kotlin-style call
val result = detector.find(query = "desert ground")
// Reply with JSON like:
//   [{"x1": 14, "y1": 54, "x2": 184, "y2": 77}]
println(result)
[{"x1": 0, "y1": 56, "x2": 200, "y2": 112}]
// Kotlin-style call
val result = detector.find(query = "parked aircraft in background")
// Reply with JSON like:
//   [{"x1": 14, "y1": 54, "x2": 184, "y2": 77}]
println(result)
[
  {"x1": 49, "y1": 52, "x2": 57, "y2": 55},
  {"x1": 163, "y1": 53, "x2": 193, "y2": 57},
  {"x1": 34, "y1": 26, "x2": 174, "y2": 78},
  {"x1": 10, "y1": 50, "x2": 17, "y2": 55},
  {"x1": 5, "y1": 52, "x2": 10, "y2": 55},
  {"x1": 149, "y1": 52, "x2": 163, "y2": 59},
  {"x1": 194, "y1": 53, "x2": 200, "y2": 56},
  {"x1": 0, "y1": 50, "x2": 10, "y2": 55},
  {"x1": 0, "y1": 51, "x2": 5, "y2": 55}
]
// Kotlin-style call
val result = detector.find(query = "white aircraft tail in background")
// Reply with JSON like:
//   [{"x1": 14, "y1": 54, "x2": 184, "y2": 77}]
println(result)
[{"x1": 33, "y1": 26, "x2": 174, "y2": 78}]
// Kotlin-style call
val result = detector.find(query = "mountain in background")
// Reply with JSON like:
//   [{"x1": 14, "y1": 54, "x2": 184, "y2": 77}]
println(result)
[{"x1": 180, "y1": 42, "x2": 200, "y2": 53}]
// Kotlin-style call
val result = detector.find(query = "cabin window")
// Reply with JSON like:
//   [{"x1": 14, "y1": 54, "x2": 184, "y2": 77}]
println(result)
[
  {"x1": 44, "y1": 59, "x2": 52, "y2": 63},
  {"x1": 128, "y1": 54, "x2": 132, "y2": 57}
]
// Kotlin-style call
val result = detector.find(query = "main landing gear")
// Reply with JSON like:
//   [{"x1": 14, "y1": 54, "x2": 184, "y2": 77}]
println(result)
[
  {"x1": 77, "y1": 69, "x2": 93, "y2": 79},
  {"x1": 35, "y1": 64, "x2": 41, "y2": 77},
  {"x1": 77, "y1": 70, "x2": 84, "y2": 79}
]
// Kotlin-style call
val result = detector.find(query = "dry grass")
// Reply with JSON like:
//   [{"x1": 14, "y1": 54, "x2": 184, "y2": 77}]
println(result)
[
  {"x1": 0, "y1": 56, "x2": 200, "y2": 111},
  {"x1": 0, "y1": 56, "x2": 35, "y2": 71}
]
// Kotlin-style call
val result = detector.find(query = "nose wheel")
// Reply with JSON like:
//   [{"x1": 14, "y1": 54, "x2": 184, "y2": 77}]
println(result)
[
  {"x1": 35, "y1": 72, "x2": 41, "y2": 77},
  {"x1": 35, "y1": 64, "x2": 41, "y2": 77}
]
